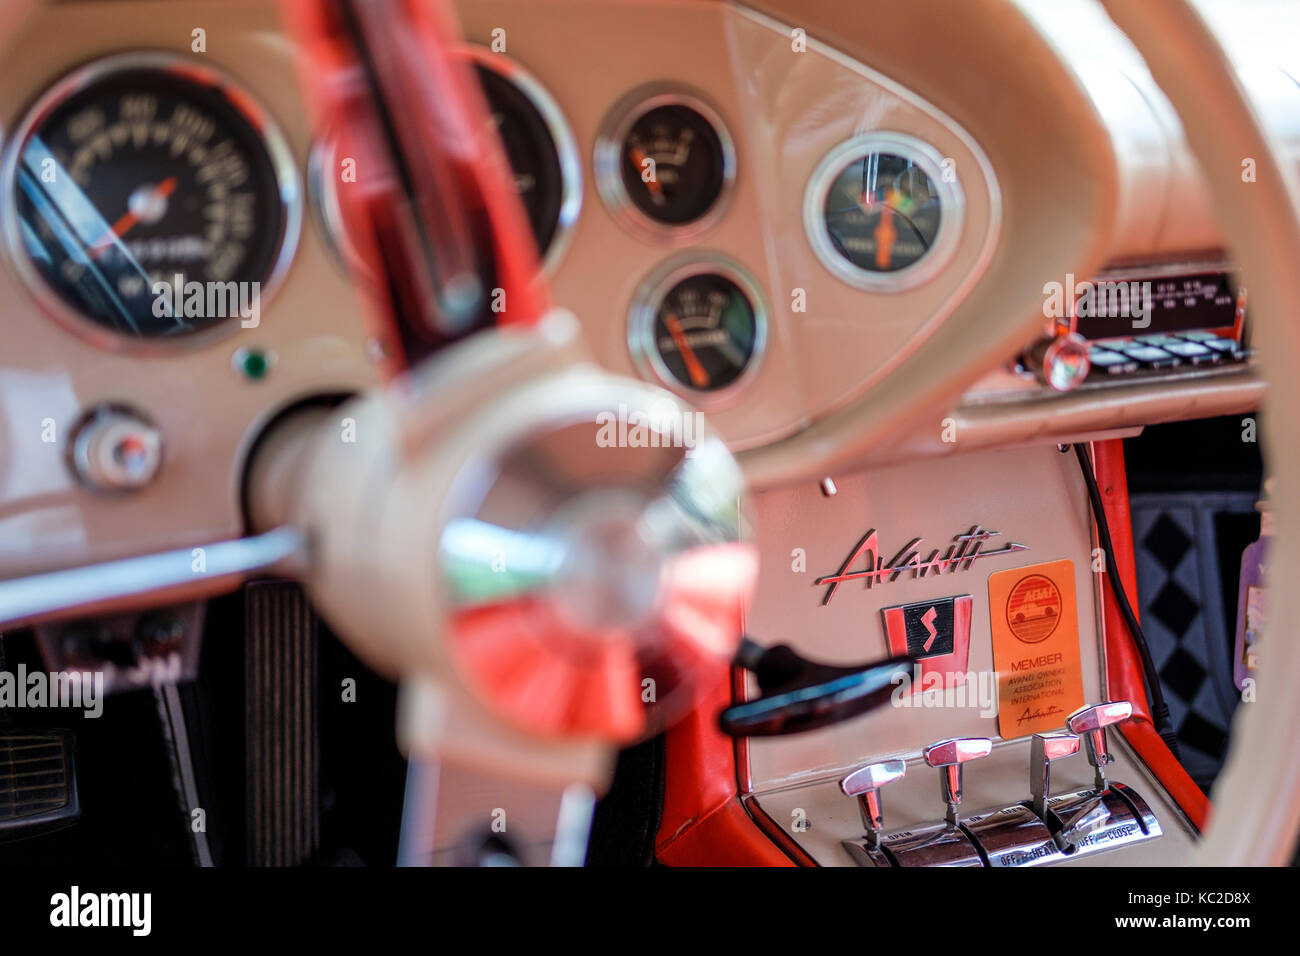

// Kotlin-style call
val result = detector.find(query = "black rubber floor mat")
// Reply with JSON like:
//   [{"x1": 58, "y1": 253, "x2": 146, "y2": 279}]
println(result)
[{"x1": 1130, "y1": 492, "x2": 1257, "y2": 790}]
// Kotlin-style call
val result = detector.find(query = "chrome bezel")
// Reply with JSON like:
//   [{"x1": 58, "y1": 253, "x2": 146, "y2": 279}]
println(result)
[
  {"x1": 803, "y1": 131, "x2": 964, "y2": 293},
  {"x1": 0, "y1": 50, "x2": 303, "y2": 355},
  {"x1": 627, "y1": 254, "x2": 767, "y2": 408},
  {"x1": 467, "y1": 46, "x2": 583, "y2": 275},
  {"x1": 310, "y1": 46, "x2": 582, "y2": 280},
  {"x1": 595, "y1": 86, "x2": 737, "y2": 245}
]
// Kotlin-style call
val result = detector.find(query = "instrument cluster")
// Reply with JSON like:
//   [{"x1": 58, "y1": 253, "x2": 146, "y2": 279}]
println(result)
[{"x1": 0, "y1": 0, "x2": 1002, "y2": 582}]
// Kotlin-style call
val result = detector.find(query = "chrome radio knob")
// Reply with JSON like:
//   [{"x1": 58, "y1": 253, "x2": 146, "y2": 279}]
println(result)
[
  {"x1": 1023, "y1": 331, "x2": 1091, "y2": 392},
  {"x1": 839, "y1": 758, "x2": 906, "y2": 847}
]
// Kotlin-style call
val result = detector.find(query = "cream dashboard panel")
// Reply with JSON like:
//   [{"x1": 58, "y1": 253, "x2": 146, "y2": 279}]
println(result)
[
  {"x1": 455, "y1": 0, "x2": 1000, "y2": 450},
  {"x1": 741, "y1": 443, "x2": 1199, "y2": 864},
  {"x1": 0, "y1": 0, "x2": 378, "y2": 579}
]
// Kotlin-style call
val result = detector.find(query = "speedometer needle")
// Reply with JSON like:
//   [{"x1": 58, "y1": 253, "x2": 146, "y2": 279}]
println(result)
[
  {"x1": 664, "y1": 313, "x2": 710, "y2": 389},
  {"x1": 89, "y1": 176, "x2": 179, "y2": 257}
]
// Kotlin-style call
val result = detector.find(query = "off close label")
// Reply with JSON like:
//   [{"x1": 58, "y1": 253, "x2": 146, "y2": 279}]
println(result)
[{"x1": 987, "y1": 559, "x2": 1085, "y2": 738}]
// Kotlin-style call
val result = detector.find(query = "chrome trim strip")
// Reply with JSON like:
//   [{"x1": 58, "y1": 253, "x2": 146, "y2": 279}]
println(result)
[{"x1": 0, "y1": 527, "x2": 307, "y2": 629}]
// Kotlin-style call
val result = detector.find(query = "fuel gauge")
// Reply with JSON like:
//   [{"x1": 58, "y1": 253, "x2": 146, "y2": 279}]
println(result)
[
  {"x1": 629, "y1": 258, "x2": 765, "y2": 403},
  {"x1": 597, "y1": 90, "x2": 735, "y2": 241}
]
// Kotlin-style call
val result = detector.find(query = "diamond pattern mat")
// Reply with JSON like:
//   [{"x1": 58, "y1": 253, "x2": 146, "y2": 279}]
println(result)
[{"x1": 1129, "y1": 492, "x2": 1258, "y2": 791}]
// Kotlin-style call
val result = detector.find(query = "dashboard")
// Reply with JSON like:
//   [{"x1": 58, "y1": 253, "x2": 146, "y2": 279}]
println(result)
[
  {"x1": 0, "y1": 0, "x2": 1296, "y2": 867},
  {"x1": 0, "y1": 0, "x2": 1013, "y2": 581},
  {"x1": 0, "y1": 0, "x2": 1287, "y2": 635}
]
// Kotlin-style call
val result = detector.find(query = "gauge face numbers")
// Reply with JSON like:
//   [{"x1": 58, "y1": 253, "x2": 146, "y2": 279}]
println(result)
[
  {"x1": 645, "y1": 270, "x2": 761, "y2": 394},
  {"x1": 475, "y1": 61, "x2": 573, "y2": 262},
  {"x1": 822, "y1": 151, "x2": 941, "y2": 274},
  {"x1": 9, "y1": 63, "x2": 290, "y2": 338}
]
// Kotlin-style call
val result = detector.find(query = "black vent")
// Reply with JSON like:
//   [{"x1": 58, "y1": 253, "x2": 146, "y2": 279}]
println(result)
[
  {"x1": 244, "y1": 582, "x2": 319, "y2": 866},
  {"x1": 0, "y1": 730, "x2": 79, "y2": 839}
]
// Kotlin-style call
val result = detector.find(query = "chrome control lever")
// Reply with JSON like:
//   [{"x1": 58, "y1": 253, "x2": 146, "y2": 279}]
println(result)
[
  {"x1": 1067, "y1": 700, "x2": 1133, "y2": 791},
  {"x1": 839, "y1": 759, "x2": 906, "y2": 847},
  {"x1": 1054, "y1": 796, "x2": 1111, "y2": 851},
  {"x1": 1029, "y1": 732, "x2": 1080, "y2": 819},
  {"x1": 923, "y1": 737, "x2": 992, "y2": 826}
]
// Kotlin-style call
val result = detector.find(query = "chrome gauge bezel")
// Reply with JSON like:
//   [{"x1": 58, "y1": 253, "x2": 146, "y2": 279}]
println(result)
[
  {"x1": 595, "y1": 86, "x2": 737, "y2": 245},
  {"x1": 311, "y1": 45, "x2": 583, "y2": 281},
  {"x1": 0, "y1": 50, "x2": 303, "y2": 355},
  {"x1": 803, "y1": 131, "x2": 964, "y2": 293},
  {"x1": 627, "y1": 254, "x2": 768, "y2": 409},
  {"x1": 469, "y1": 46, "x2": 583, "y2": 276}
]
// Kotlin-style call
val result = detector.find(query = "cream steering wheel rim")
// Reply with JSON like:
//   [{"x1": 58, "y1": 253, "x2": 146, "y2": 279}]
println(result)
[{"x1": 1098, "y1": 0, "x2": 1300, "y2": 865}]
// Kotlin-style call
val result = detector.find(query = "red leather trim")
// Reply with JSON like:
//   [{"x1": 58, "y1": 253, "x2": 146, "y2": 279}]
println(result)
[
  {"x1": 1091, "y1": 439, "x2": 1210, "y2": 831},
  {"x1": 655, "y1": 660, "x2": 802, "y2": 865},
  {"x1": 657, "y1": 798, "x2": 801, "y2": 867}
]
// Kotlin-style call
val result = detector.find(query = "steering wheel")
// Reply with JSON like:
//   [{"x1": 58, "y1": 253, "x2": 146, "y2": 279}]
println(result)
[
  {"x1": 0, "y1": 0, "x2": 1295, "y2": 866},
  {"x1": 1094, "y1": 0, "x2": 1300, "y2": 867}
]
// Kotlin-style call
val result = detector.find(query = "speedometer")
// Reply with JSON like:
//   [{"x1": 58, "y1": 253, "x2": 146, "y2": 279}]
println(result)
[{"x1": 2, "y1": 52, "x2": 299, "y2": 343}]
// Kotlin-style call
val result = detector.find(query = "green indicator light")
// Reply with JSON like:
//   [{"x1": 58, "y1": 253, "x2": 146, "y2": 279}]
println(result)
[{"x1": 234, "y1": 347, "x2": 273, "y2": 381}]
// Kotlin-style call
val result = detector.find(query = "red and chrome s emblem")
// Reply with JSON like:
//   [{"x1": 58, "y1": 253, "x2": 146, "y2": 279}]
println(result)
[
  {"x1": 814, "y1": 525, "x2": 1028, "y2": 605},
  {"x1": 881, "y1": 595, "x2": 974, "y2": 690}
]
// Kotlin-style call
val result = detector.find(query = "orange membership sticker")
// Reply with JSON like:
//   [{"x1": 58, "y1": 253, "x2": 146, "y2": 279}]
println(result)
[{"x1": 987, "y1": 559, "x2": 1086, "y2": 739}]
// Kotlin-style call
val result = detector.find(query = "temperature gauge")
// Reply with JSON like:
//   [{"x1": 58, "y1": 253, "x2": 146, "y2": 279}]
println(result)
[
  {"x1": 597, "y1": 90, "x2": 735, "y2": 241},
  {"x1": 629, "y1": 258, "x2": 765, "y2": 401}
]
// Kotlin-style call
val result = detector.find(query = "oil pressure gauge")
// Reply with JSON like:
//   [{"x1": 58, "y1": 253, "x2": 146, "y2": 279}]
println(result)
[
  {"x1": 629, "y1": 257, "x2": 765, "y2": 403},
  {"x1": 596, "y1": 89, "x2": 735, "y2": 242}
]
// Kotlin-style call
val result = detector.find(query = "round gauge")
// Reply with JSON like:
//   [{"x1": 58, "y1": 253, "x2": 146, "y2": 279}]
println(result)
[
  {"x1": 630, "y1": 259, "x2": 765, "y2": 401},
  {"x1": 2, "y1": 53, "x2": 299, "y2": 343},
  {"x1": 311, "y1": 48, "x2": 579, "y2": 279},
  {"x1": 471, "y1": 52, "x2": 581, "y2": 270},
  {"x1": 596, "y1": 90, "x2": 735, "y2": 241},
  {"x1": 805, "y1": 132, "x2": 963, "y2": 292}
]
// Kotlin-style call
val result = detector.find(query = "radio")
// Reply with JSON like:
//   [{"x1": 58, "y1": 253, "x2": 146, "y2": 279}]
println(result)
[
  {"x1": 1022, "y1": 268, "x2": 1249, "y2": 392},
  {"x1": 1075, "y1": 268, "x2": 1247, "y2": 380}
]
